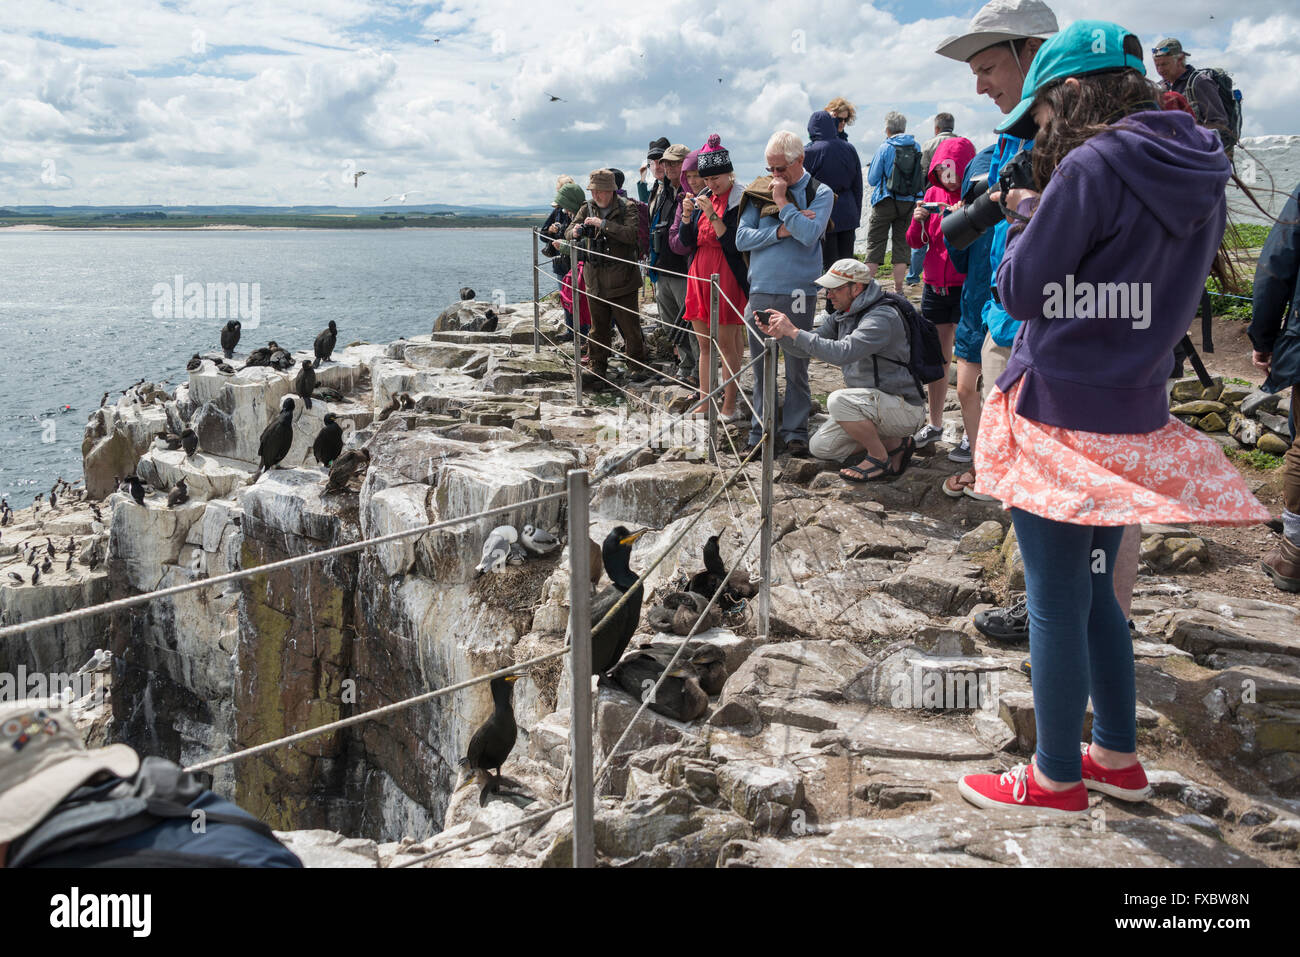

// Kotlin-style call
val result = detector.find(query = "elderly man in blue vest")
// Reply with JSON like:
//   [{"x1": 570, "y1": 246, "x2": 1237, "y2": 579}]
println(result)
[{"x1": 735, "y1": 130, "x2": 834, "y2": 458}]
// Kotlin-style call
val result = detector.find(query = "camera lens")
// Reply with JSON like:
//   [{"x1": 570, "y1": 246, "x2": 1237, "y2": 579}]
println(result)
[{"x1": 940, "y1": 191, "x2": 1004, "y2": 250}]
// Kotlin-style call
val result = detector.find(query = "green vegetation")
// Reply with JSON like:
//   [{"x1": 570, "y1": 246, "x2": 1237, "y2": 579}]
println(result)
[
  {"x1": 1224, "y1": 376, "x2": 1252, "y2": 386},
  {"x1": 0, "y1": 212, "x2": 546, "y2": 230},
  {"x1": 1205, "y1": 275, "x2": 1254, "y2": 321},
  {"x1": 1225, "y1": 223, "x2": 1270, "y2": 249},
  {"x1": 1226, "y1": 448, "x2": 1283, "y2": 471}
]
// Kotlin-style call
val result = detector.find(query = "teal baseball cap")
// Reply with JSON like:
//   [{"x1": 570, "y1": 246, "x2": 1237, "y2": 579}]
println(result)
[{"x1": 996, "y1": 20, "x2": 1147, "y2": 140}]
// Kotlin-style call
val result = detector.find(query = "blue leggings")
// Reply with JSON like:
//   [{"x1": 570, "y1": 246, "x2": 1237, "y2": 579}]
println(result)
[{"x1": 1011, "y1": 508, "x2": 1137, "y2": 783}]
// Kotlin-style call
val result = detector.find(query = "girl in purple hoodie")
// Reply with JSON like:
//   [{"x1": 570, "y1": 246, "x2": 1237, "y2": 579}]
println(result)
[{"x1": 957, "y1": 21, "x2": 1268, "y2": 817}]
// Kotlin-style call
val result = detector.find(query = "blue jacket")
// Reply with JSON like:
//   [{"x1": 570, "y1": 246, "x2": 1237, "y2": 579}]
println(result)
[
  {"x1": 804, "y1": 111, "x2": 863, "y2": 234},
  {"x1": 1249, "y1": 181, "x2": 1300, "y2": 393},
  {"x1": 734, "y1": 171, "x2": 834, "y2": 296},
  {"x1": 946, "y1": 144, "x2": 997, "y2": 340},
  {"x1": 982, "y1": 134, "x2": 1031, "y2": 347},
  {"x1": 867, "y1": 134, "x2": 923, "y2": 206}
]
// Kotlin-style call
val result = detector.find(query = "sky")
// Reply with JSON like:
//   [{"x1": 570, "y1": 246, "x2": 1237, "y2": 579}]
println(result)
[{"x1": 1, "y1": 0, "x2": 1297, "y2": 208}]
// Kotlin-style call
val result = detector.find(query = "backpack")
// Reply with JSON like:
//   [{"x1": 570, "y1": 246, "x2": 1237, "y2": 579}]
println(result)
[
  {"x1": 629, "y1": 196, "x2": 651, "y2": 261},
  {"x1": 887, "y1": 143, "x2": 927, "y2": 200},
  {"x1": 871, "y1": 291, "x2": 946, "y2": 402},
  {"x1": 1190, "y1": 68, "x2": 1243, "y2": 151},
  {"x1": 7, "y1": 756, "x2": 303, "y2": 868}
]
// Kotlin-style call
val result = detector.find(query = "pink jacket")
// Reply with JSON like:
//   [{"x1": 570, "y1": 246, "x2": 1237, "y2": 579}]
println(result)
[{"x1": 906, "y1": 136, "x2": 976, "y2": 288}]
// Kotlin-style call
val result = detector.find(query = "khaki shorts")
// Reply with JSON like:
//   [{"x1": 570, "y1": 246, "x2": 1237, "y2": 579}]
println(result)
[
  {"x1": 980, "y1": 334, "x2": 1011, "y2": 402},
  {"x1": 809, "y1": 387, "x2": 927, "y2": 462}
]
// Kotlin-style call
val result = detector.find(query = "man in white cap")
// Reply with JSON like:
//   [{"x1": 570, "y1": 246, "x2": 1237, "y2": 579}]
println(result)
[{"x1": 756, "y1": 258, "x2": 925, "y2": 482}]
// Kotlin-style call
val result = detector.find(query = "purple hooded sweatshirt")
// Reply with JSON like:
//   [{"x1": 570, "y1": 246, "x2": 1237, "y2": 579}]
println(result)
[{"x1": 995, "y1": 110, "x2": 1230, "y2": 434}]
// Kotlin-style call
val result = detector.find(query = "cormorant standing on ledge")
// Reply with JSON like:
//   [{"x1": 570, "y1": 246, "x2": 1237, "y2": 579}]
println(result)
[
  {"x1": 312, "y1": 413, "x2": 343, "y2": 468},
  {"x1": 181, "y1": 427, "x2": 198, "y2": 457},
  {"x1": 253, "y1": 397, "x2": 295, "y2": 482},
  {"x1": 589, "y1": 526, "x2": 648, "y2": 676},
  {"x1": 221, "y1": 320, "x2": 241, "y2": 359},
  {"x1": 463, "y1": 674, "x2": 520, "y2": 793},
  {"x1": 295, "y1": 359, "x2": 316, "y2": 410},
  {"x1": 314, "y1": 320, "x2": 337, "y2": 368}
]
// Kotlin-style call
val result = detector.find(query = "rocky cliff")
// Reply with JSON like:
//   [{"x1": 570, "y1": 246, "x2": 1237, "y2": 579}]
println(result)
[{"x1": 3, "y1": 295, "x2": 1299, "y2": 867}]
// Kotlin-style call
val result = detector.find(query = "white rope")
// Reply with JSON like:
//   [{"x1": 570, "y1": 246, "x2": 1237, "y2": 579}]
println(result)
[
  {"x1": 0, "y1": 490, "x2": 568, "y2": 640},
  {"x1": 183, "y1": 650, "x2": 568, "y2": 773},
  {"x1": 592, "y1": 517, "x2": 765, "y2": 790}
]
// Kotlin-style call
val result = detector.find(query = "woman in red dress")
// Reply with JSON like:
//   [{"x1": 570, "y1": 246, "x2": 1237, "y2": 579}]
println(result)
[{"x1": 672, "y1": 135, "x2": 750, "y2": 419}]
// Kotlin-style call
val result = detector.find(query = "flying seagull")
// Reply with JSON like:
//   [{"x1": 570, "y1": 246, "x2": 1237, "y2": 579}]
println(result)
[
  {"x1": 383, "y1": 191, "x2": 423, "y2": 204},
  {"x1": 353, "y1": 170, "x2": 368, "y2": 188},
  {"x1": 544, "y1": 92, "x2": 566, "y2": 102}
]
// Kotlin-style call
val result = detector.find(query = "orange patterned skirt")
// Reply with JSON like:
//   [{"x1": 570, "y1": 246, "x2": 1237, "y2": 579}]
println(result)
[{"x1": 973, "y1": 380, "x2": 1271, "y2": 527}]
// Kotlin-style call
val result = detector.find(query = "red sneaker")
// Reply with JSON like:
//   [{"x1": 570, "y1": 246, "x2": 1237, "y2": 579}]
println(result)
[
  {"x1": 958, "y1": 762, "x2": 1088, "y2": 815},
  {"x1": 1080, "y1": 745, "x2": 1152, "y2": 801}
]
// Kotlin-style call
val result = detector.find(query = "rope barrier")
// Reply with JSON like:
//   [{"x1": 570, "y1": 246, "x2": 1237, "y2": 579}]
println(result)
[
  {"x1": 0, "y1": 490, "x2": 568, "y2": 640},
  {"x1": 592, "y1": 517, "x2": 765, "y2": 790},
  {"x1": 183, "y1": 649, "x2": 568, "y2": 773}
]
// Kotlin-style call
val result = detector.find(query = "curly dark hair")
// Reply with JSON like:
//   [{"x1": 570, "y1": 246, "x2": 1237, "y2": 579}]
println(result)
[{"x1": 1027, "y1": 64, "x2": 1263, "y2": 293}]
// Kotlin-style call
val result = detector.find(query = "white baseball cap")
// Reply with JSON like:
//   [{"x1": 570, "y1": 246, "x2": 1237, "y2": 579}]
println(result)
[
  {"x1": 935, "y1": 0, "x2": 1059, "y2": 63},
  {"x1": 816, "y1": 259, "x2": 873, "y2": 288}
]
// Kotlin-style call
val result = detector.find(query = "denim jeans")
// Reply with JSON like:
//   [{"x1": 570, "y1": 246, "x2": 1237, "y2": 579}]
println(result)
[
  {"x1": 906, "y1": 245, "x2": 926, "y2": 283},
  {"x1": 1011, "y1": 508, "x2": 1136, "y2": 784},
  {"x1": 746, "y1": 291, "x2": 813, "y2": 446}
]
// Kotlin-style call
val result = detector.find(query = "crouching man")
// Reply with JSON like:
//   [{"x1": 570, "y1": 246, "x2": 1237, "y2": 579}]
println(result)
[{"x1": 755, "y1": 258, "x2": 925, "y2": 482}]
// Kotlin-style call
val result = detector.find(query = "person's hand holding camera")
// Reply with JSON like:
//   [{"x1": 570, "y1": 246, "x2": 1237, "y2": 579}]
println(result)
[
  {"x1": 756, "y1": 309, "x2": 797, "y2": 340},
  {"x1": 584, "y1": 216, "x2": 603, "y2": 229},
  {"x1": 914, "y1": 205, "x2": 930, "y2": 222}
]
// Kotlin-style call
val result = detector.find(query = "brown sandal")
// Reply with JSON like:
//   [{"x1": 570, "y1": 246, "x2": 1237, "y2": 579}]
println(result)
[{"x1": 942, "y1": 470, "x2": 976, "y2": 498}]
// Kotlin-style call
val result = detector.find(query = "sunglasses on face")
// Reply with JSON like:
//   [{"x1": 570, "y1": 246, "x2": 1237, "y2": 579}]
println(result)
[{"x1": 766, "y1": 164, "x2": 789, "y2": 174}]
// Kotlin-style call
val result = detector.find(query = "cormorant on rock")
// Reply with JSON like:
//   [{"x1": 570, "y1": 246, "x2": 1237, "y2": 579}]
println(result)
[
  {"x1": 376, "y1": 395, "x2": 399, "y2": 423},
  {"x1": 245, "y1": 342, "x2": 276, "y2": 367},
  {"x1": 476, "y1": 525, "x2": 518, "y2": 576},
  {"x1": 221, "y1": 320, "x2": 241, "y2": 359},
  {"x1": 216, "y1": 361, "x2": 235, "y2": 375},
  {"x1": 312, "y1": 413, "x2": 344, "y2": 468},
  {"x1": 167, "y1": 478, "x2": 189, "y2": 509},
  {"x1": 459, "y1": 287, "x2": 476, "y2": 301},
  {"x1": 399, "y1": 392, "x2": 415, "y2": 410},
  {"x1": 589, "y1": 526, "x2": 648, "y2": 676},
  {"x1": 31, "y1": 565, "x2": 40, "y2": 586},
  {"x1": 295, "y1": 359, "x2": 316, "y2": 410},
  {"x1": 462, "y1": 674, "x2": 519, "y2": 793},
  {"x1": 479, "y1": 308, "x2": 499, "y2": 333},
  {"x1": 324, "y1": 448, "x2": 370, "y2": 494},
  {"x1": 154, "y1": 431, "x2": 182, "y2": 452},
  {"x1": 687, "y1": 534, "x2": 757, "y2": 609},
  {"x1": 45, "y1": 537, "x2": 54, "y2": 559},
  {"x1": 41, "y1": 555, "x2": 52, "y2": 574},
  {"x1": 181, "y1": 428, "x2": 198, "y2": 457},
  {"x1": 253, "y1": 397, "x2": 296, "y2": 482},
  {"x1": 186, "y1": 353, "x2": 203, "y2": 372},
  {"x1": 610, "y1": 651, "x2": 709, "y2": 722},
  {"x1": 269, "y1": 344, "x2": 294, "y2": 371},
  {"x1": 314, "y1": 320, "x2": 337, "y2": 368},
  {"x1": 521, "y1": 524, "x2": 559, "y2": 556},
  {"x1": 312, "y1": 386, "x2": 343, "y2": 403},
  {"x1": 125, "y1": 475, "x2": 147, "y2": 507},
  {"x1": 48, "y1": 489, "x2": 57, "y2": 510}
]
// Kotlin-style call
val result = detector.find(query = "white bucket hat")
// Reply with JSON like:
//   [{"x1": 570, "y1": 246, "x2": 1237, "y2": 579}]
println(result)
[{"x1": 935, "y1": 0, "x2": 1059, "y2": 63}]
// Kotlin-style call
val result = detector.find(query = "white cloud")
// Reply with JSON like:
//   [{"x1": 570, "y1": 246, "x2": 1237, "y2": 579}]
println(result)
[{"x1": 0, "y1": 0, "x2": 1295, "y2": 207}]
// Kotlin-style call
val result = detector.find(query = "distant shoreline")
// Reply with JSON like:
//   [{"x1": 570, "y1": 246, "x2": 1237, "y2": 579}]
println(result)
[{"x1": 0, "y1": 221, "x2": 542, "y2": 232}]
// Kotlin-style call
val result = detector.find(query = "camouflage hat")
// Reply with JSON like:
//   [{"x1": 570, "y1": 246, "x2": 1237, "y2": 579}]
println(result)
[{"x1": 1151, "y1": 36, "x2": 1184, "y2": 58}]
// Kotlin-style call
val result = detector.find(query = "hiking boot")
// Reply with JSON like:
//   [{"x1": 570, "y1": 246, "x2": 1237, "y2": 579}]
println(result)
[
  {"x1": 914, "y1": 423, "x2": 944, "y2": 448},
  {"x1": 1262, "y1": 537, "x2": 1300, "y2": 593},
  {"x1": 1080, "y1": 744, "x2": 1152, "y2": 802},
  {"x1": 958, "y1": 762, "x2": 1088, "y2": 816},
  {"x1": 974, "y1": 596, "x2": 1029, "y2": 643}
]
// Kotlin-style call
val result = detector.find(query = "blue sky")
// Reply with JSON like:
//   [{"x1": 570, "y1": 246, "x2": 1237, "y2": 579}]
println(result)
[{"x1": 1, "y1": 0, "x2": 1295, "y2": 208}]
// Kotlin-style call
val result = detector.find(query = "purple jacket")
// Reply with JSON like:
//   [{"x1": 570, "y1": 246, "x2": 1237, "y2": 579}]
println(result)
[{"x1": 996, "y1": 110, "x2": 1230, "y2": 434}]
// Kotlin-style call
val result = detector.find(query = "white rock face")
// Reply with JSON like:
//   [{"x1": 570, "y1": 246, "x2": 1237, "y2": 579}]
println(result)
[{"x1": 1229, "y1": 135, "x2": 1300, "y2": 223}]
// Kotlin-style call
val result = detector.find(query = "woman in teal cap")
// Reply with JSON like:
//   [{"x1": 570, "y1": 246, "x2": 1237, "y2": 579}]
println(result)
[{"x1": 956, "y1": 20, "x2": 1267, "y2": 815}]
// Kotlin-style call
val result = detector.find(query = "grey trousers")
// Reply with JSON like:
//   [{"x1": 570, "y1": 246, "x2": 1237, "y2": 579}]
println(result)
[
  {"x1": 746, "y1": 291, "x2": 814, "y2": 446},
  {"x1": 655, "y1": 273, "x2": 694, "y2": 371}
]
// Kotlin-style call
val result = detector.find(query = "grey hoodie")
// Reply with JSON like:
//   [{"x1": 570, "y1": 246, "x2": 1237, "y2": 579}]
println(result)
[{"x1": 780, "y1": 282, "x2": 920, "y2": 403}]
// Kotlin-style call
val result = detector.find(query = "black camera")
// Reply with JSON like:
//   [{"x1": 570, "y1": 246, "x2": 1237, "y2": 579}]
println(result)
[{"x1": 940, "y1": 149, "x2": 1037, "y2": 250}]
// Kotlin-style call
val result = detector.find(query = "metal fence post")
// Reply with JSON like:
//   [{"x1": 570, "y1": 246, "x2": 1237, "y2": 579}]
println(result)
[
  {"x1": 532, "y1": 230, "x2": 540, "y2": 355},
  {"x1": 759, "y1": 338, "x2": 777, "y2": 640},
  {"x1": 708, "y1": 274, "x2": 720, "y2": 464},
  {"x1": 567, "y1": 469, "x2": 595, "y2": 867},
  {"x1": 570, "y1": 240, "x2": 583, "y2": 408}
]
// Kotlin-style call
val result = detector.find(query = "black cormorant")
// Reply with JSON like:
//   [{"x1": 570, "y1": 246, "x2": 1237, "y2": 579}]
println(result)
[
  {"x1": 312, "y1": 413, "x2": 343, "y2": 468},
  {"x1": 294, "y1": 359, "x2": 316, "y2": 410},
  {"x1": 313, "y1": 320, "x2": 337, "y2": 368},
  {"x1": 221, "y1": 320, "x2": 241, "y2": 358},
  {"x1": 589, "y1": 526, "x2": 648, "y2": 676},
  {"x1": 463, "y1": 674, "x2": 520, "y2": 791},
  {"x1": 253, "y1": 397, "x2": 296, "y2": 482}
]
